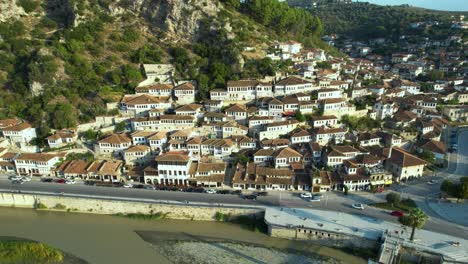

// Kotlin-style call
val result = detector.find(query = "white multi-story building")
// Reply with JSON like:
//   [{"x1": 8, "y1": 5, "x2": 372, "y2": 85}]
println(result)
[
  {"x1": 95, "y1": 133, "x2": 132, "y2": 156},
  {"x1": 153, "y1": 152, "x2": 192, "y2": 185},
  {"x1": 120, "y1": 94, "x2": 172, "y2": 116},
  {"x1": 310, "y1": 115, "x2": 339, "y2": 128},
  {"x1": 2, "y1": 121, "x2": 37, "y2": 144},
  {"x1": 312, "y1": 127, "x2": 347, "y2": 146},
  {"x1": 173, "y1": 82, "x2": 196, "y2": 105},
  {"x1": 317, "y1": 89, "x2": 343, "y2": 100},
  {"x1": 258, "y1": 120, "x2": 299, "y2": 141},
  {"x1": 124, "y1": 145, "x2": 153, "y2": 166},
  {"x1": 373, "y1": 98, "x2": 398, "y2": 120},
  {"x1": 15, "y1": 153, "x2": 64, "y2": 176},
  {"x1": 274, "y1": 76, "x2": 314, "y2": 96}
]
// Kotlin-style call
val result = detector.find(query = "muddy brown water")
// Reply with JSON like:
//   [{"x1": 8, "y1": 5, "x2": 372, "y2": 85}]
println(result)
[{"x1": 0, "y1": 208, "x2": 366, "y2": 264}]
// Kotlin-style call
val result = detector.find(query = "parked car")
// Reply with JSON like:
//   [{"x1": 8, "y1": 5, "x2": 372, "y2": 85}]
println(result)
[
  {"x1": 133, "y1": 184, "x2": 144, "y2": 189},
  {"x1": 122, "y1": 183, "x2": 133, "y2": 188},
  {"x1": 21, "y1": 176, "x2": 32, "y2": 182},
  {"x1": 256, "y1": 191, "x2": 268, "y2": 196},
  {"x1": 351, "y1": 203, "x2": 365, "y2": 210},
  {"x1": 390, "y1": 211, "x2": 405, "y2": 217},
  {"x1": 205, "y1": 189, "x2": 217, "y2": 194},
  {"x1": 300, "y1": 193, "x2": 313, "y2": 198},
  {"x1": 427, "y1": 180, "x2": 438, "y2": 185},
  {"x1": 243, "y1": 194, "x2": 257, "y2": 200},
  {"x1": 217, "y1": 190, "x2": 231, "y2": 195},
  {"x1": 144, "y1": 185, "x2": 155, "y2": 190},
  {"x1": 41, "y1": 178, "x2": 54, "y2": 183},
  {"x1": 231, "y1": 190, "x2": 242, "y2": 195},
  {"x1": 56, "y1": 179, "x2": 66, "y2": 184},
  {"x1": 12, "y1": 179, "x2": 24, "y2": 184},
  {"x1": 65, "y1": 179, "x2": 76, "y2": 185},
  {"x1": 9, "y1": 175, "x2": 23, "y2": 181}
]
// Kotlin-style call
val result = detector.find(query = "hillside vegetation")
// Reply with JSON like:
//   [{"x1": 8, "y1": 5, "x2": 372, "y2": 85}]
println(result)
[
  {"x1": 287, "y1": 1, "x2": 466, "y2": 41},
  {"x1": 0, "y1": 0, "x2": 323, "y2": 136}
]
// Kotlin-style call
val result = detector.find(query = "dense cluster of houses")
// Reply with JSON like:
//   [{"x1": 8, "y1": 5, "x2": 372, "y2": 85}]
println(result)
[{"x1": 0, "y1": 36, "x2": 464, "y2": 193}]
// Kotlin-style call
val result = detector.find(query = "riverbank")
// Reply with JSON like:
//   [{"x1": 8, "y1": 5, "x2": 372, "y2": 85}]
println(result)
[
  {"x1": 0, "y1": 208, "x2": 367, "y2": 264},
  {"x1": 0, "y1": 237, "x2": 87, "y2": 264}
]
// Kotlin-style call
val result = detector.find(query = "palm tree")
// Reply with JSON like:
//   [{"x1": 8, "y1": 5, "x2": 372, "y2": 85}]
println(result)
[{"x1": 399, "y1": 208, "x2": 428, "y2": 241}]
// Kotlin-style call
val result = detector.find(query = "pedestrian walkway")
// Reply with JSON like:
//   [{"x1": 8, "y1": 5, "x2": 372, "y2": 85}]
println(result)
[{"x1": 264, "y1": 207, "x2": 468, "y2": 263}]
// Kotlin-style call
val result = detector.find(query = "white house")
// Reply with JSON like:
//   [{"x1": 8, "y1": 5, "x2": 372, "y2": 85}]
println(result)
[
  {"x1": 95, "y1": 133, "x2": 132, "y2": 156},
  {"x1": 386, "y1": 147, "x2": 427, "y2": 182},
  {"x1": 2, "y1": 121, "x2": 37, "y2": 144},
  {"x1": 46, "y1": 130, "x2": 76, "y2": 149},
  {"x1": 15, "y1": 153, "x2": 64, "y2": 177},
  {"x1": 258, "y1": 120, "x2": 299, "y2": 141},
  {"x1": 153, "y1": 152, "x2": 192, "y2": 185},
  {"x1": 173, "y1": 82, "x2": 196, "y2": 105},
  {"x1": 120, "y1": 94, "x2": 172, "y2": 116},
  {"x1": 274, "y1": 76, "x2": 314, "y2": 96}
]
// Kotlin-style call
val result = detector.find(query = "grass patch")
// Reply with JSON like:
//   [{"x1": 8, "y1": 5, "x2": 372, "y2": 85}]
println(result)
[
  {"x1": 0, "y1": 240, "x2": 63, "y2": 263},
  {"x1": 370, "y1": 198, "x2": 417, "y2": 213},
  {"x1": 54, "y1": 203, "x2": 66, "y2": 210},
  {"x1": 230, "y1": 216, "x2": 268, "y2": 234},
  {"x1": 215, "y1": 212, "x2": 231, "y2": 222},
  {"x1": 36, "y1": 202, "x2": 47, "y2": 209},
  {"x1": 114, "y1": 212, "x2": 168, "y2": 220}
]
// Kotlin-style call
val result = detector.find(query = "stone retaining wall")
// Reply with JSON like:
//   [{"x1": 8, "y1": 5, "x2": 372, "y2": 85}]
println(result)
[{"x1": 0, "y1": 193, "x2": 263, "y2": 221}]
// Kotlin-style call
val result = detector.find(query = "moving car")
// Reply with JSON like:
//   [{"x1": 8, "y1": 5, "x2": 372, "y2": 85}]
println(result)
[
  {"x1": 65, "y1": 179, "x2": 76, "y2": 185},
  {"x1": 300, "y1": 193, "x2": 313, "y2": 198},
  {"x1": 205, "y1": 189, "x2": 217, "y2": 194},
  {"x1": 243, "y1": 194, "x2": 257, "y2": 200},
  {"x1": 390, "y1": 211, "x2": 405, "y2": 217},
  {"x1": 351, "y1": 203, "x2": 365, "y2": 210},
  {"x1": 9, "y1": 175, "x2": 23, "y2": 181},
  {"x1": 427, "y1": 180, "x2": 438, "y2": 185},
  {"x1": 122, "y1": 183, "x2": 133, "y2": 188},
  {"x1": 310, "y1": 196, "x2": 321, "y2": 202}
]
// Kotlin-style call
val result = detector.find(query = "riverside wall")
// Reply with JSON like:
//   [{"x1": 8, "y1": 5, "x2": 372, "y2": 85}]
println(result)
[
  {"x1": 0, "y1": 192, "x2": 263, "y2": 221},
  {"x1": 268, "y1": 225, "x2": 378, "y2": 249}
]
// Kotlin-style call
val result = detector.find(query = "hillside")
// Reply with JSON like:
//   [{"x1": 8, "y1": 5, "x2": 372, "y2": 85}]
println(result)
[
  {"x1": 287, "y1": 1, "x2": 467, "y2": 41},
  {"x1": 0, "y1": 0, "x2": 323, "y2": 136}
]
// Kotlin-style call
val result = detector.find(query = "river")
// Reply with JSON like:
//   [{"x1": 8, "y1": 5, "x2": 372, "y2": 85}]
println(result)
[{"x1": 0, "y1": 208, "x2": 366, "y2": 264}]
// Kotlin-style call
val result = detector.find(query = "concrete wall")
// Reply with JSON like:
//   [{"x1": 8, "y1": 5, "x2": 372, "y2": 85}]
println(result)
[
  {"x1": 0, "y1": 193, "x2": 262, "y2": 221},
  {"x1": 269, "y1": 225, "x2": 378, "y2": 249}
]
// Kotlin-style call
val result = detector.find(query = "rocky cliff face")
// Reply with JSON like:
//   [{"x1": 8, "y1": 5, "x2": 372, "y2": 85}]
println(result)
[
  {"x1": 108, "y1": 0, "x2": 221, "y2": 42},
  {"x1": 0, "y1": 0, "x2": 26, "y2": 22}
]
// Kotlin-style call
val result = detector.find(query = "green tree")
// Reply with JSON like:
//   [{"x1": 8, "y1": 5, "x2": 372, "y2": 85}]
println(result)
[
  {"x1": 441, "y1": 180, "x2": 453, "y2": 194},
  {"x1": 295, "y1": 110, "x2": 306, "y2": 122},
  {"x1": 418, "y1": 150, "x2": 435, "y2": 164},
  {"x1": 115, "y1": 121, "x2": 126, "y2": 132},
  {"x1": 399, "y1": 208, "x2": 428, "y2": 241},
  {"x1": 386, "y1": 192, "x2": 401, "y2": 207},
  {"x1": 49, "y1": 103, "x2": 77, "y2": 129}
]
